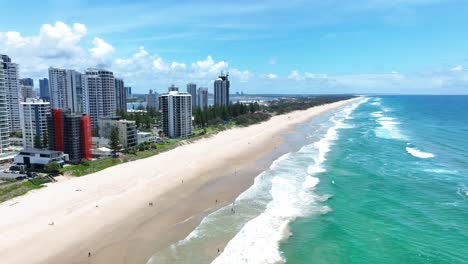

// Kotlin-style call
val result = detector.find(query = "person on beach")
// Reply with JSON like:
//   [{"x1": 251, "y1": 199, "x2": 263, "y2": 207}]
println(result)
[
  {"x1": 215, "y1": 199, "x2": 218, "y2": 204},
  {"x1": 88, "y1": 252, "x2": 91, "y2": 257}
]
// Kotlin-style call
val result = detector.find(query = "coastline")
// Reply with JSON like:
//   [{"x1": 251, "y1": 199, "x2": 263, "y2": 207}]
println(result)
[{"x1": 0, "y1": 98, "x2": 358, "y2": 264}]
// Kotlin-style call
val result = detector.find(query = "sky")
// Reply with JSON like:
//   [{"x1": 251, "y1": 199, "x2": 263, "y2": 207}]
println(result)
[{"x1": 1, "y1": 0, "x2": 468, "y2": 94}]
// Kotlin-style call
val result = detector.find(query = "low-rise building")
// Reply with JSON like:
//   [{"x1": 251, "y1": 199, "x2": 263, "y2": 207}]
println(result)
[
  {"x1": 14, "y1": 148, "x2": 66, "y2": 169},
  {"x1": 137, "y1": 132, "x2": 159, "y2": 145},
  {"x1": 98, "y1": 118, "x2": 138, "y2": 149}
]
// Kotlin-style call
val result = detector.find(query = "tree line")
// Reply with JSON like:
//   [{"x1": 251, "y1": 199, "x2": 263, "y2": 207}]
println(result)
[{"x1": 193, "y1": 102, "x2": 262, "y2": 128}]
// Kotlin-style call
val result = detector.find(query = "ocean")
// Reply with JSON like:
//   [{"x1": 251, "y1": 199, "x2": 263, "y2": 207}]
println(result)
[{"x1": 148, "y1": 96, "x2": 468, "y2": 264}]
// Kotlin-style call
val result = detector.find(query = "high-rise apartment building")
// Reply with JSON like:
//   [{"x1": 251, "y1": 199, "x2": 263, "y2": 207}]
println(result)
[
  {"x1": 82, "y1": 69, "x2": 116, "y2": 129},
  {"x1": 0, "y1": 67, "x2": 10, "y2": 152},
  {"x1": 47, "y1": 109, "x2": 92, "y2": 163},
  {"x1": 146, "y1": 89, "x2": 159, "y2": 110},
  {"x1": 39, "y1": 78, "x2": 50, "y2": 102},
  {"x1": 168, "y1": 84, "x2": 179, "y2": 92},
  {"x1": 125, "y1": 86, "x2": 132, "y2": 98},
  {"x1": 160, "y1": 91, "x2": 192, "y2": 138},
  {"x1": 1, "y1": 54, "x2": 21, "y2": 132},
  {"x1": 197, "y1": 87, "x2": 209, "y2": 109},
  {"x1": 48, "y1": 67, "x2": 83, "y2": 112},
  {"x1": 20, "y1": 84, "x2": 36, "y2": 101},
  {"x1": 19, "y1": 78, "x2": 34, "y2": 86},
  {"x1": 20, "y1": 98, "x2": 50, "y2": 148},
  {"x1": 115, "y1": 78, "x2": 127, "y2": 114},
  {"x1": 186, "y1": 83, "x2": 197, "y2": 109},
  {"x1": 214, "y1": 72, "x2": 230, "y2": 106}
]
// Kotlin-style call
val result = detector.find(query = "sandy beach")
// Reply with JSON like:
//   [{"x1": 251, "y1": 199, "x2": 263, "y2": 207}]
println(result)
[{"x1": 0, "y1": 98, "x2": 356, "y2": 264}]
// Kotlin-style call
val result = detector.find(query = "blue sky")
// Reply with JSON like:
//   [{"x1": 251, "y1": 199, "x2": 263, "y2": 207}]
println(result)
[{"x1": 1, "y1": 0, "x2": 468, "y2": 94}]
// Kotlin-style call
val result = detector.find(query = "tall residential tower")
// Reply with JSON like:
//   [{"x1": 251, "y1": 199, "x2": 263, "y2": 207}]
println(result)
[
  {"x1": 0, "y1": 67, "x2": 10, "y2": 152},
  {"x1": 115, "y1": 78, "x2": 127, "y2": 114},
  {"x1": 186, "y1": 83, "x2": 197, "y2": 109},
  {"x1": 214, "y1": 72, "x2": 230, "y2": 106},
  {"x1": 197, "y1": 87, "x2": 208, "y2": 109},
  {"x1": 1, "y1": 55, "x2": 21, "y2": 132},
  {"x1": 48, "y1": 67, "x2": 83, "y2": 113},
  {"x1": 160, "y1": 91, "x2": 192, "y2": 138},
  {"x1": 82, "y1": 69, "x2": 116, "y2": 129}
]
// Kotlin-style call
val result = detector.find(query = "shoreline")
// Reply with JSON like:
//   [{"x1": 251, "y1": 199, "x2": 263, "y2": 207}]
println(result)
[{"x1": 0, "y1": 98, "x2": 358, "y2": 264}]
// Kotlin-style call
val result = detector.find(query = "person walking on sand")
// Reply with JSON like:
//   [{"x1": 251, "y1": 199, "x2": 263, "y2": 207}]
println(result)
[{"x1": 88, "y1": 252, "x2": 91, "y2": 257}]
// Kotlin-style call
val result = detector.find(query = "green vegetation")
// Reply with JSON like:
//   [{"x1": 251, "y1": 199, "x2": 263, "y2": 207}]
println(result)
[
  {"x1": 117, "y1": 107, "x2": 161, "y2": 132},
  {"x1": 9, "y1": 131, "x2": 22, "y2": 138},
  {"x1": 33, "y1": 135, "x2": 42, "y2": 148},
  {"x1": 109, "y1": 126, "x2": 121, "y2": 154},
  {"x1": 0, "y1": 177, "x2": 51, "y2": 204},
  {"x1": 193, "y1": 102, "x2": 261, "y2": 128},
  {"x1": 60, "y1": 158, "x2": 121, "y2": 177},
  {"x1": 266, "y1": 95, "x2": 355, "y2": 114},
  {"x1": 44, "y1": 161, "x2": 61, "y2": 176}
]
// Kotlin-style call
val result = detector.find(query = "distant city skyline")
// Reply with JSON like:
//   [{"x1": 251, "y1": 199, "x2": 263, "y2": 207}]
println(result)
[{"x1": 1, "y1": 0, "x2": 468, "y2": 94}]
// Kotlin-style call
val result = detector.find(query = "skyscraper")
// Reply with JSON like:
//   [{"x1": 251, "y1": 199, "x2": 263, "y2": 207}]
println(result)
[
  {"x1": 1, "y1": 54, "x2": 21, "y2": 132},
  {"x1": 39, "y1": 78, "x2": 50, "y2": 102},
  {"x1": 19, "y1": 78, "x2": 34, "y2": 86},
  {"x1": 20, "y1": 98, "x2": 50, "y2": 148},
  {"x1": 214, "y1": 72, "x2": 230, "y2": 106},
  {"x1": 82, "y1": 68, "x2": 116, "y2": 129},
  {"x1": 146, "y1": 89, "x2": 159, "y2": 110},
  {"x1": 125, "y1": 86, "x2": 132, "y2": 98},
  {"x1": 186, "y1": 83, "x2": 197, "y2": 109},
  {"x1": 115, "y1": 78, "x2": 127, "y2": 114},
  {"x1": 197, "y1": 87, "x2": 209, "y2": 109},
  {"x1": 160, "y1": 91, "x2": 192, "y2": 138},
  {"x1": 0, "y1": 67, "x2": 10, "y2": 152},
  {"x1": 168, "y1": 84, "x2": 179, "y2": 92},
  {"x1": 48, "y1": 67, "x2": 83, "y2": 112}
]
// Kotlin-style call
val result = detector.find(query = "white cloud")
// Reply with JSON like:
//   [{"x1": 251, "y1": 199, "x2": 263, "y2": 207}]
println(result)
[
  {"x1": 89, "y1": 37, "x2": 115, "y2": 60},
  {"x1": 288, "y1": 70, "x2": 303, "y2": 81},
  {"x1": 450, "y1": 65, "x2": 464, "y2": 72},
  {"x1": 266, "y1": 73, "x2": 278, "y2": 79}
]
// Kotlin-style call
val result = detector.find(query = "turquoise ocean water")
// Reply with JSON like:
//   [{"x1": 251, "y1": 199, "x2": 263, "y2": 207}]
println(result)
[{"x1": 149, "y1": 96, "x2": 468, "y2": 264}]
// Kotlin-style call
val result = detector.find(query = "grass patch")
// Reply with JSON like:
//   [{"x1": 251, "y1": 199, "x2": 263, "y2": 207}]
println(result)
[
  {"x1": 0, "y1": 178, "x2": 51, "y2": 204},
  {"x1": 60, "y1": 158, "x2": 122, "y2": 177}
]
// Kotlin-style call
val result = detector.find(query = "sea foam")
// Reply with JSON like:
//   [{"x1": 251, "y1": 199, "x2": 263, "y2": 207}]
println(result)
[
  {"x1": 406, "y1": 147, "x2": 435, "y2": 159},
  {"x1": 210, "y1": 98, "x2": 366, "y2": 264}
]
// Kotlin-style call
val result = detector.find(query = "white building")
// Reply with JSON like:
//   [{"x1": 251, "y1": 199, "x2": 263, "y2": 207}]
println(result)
[
  {"x1": 214, "y1": 72, "x2": 230, "y2": 106},
  {"x1": 137, "y1": 132, "x2": 159, "y2": 145},
  {"x1": 48, "y1": 67, "x2": 83, "y2": 112},
  {"x1": 146, "y1": 89, "x2": 159, "y2": 110},
  {"x1": 1, "y1": 55, "x2": 21, "y2": 132},
  {"x1": 197, "y1": 87, "x2": 209, "y2": 109},
  {"x1": 160, "y1": 91, "x2": 192, "y2": 138},
  {"x1": 20, "y1": 98, "x2": 51, "y2": 148},
  {"x1": 14, "y1": 148, "x2": 66, "y2": 169},
  {"x1": 82, "y1": 69, "x2": 116, "y2": 128},
  {"x1": 186, "y1": 83, "x2": 197, "y2": 109},
  {"x1": 0, "y1": 67, "x2": 10, "y2": 152}
]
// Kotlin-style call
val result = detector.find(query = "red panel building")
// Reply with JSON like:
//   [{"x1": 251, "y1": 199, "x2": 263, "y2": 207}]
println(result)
[
  {"x1": 52, "y1": 109, "x2": 64, "y2": 151},
  {"x1": 48, "y1": 109, "x2": 92, "y2": 163},
  {"x1": 80, "y1": 115, "x2": 92, "y2": 160}
]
